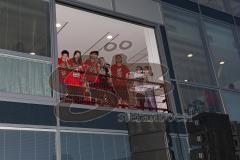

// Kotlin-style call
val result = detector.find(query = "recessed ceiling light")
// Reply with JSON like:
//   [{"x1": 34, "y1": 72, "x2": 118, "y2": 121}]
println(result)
[
  {"x1": 184, "y1": 79, "x2": 188, "y2": 82},
  {"x1": 219, "y1": 61, "x2": 225, "y2": 65},
  {"x1": 56, "y1": 23, "x2": 61, "y2": 28},
  {"x1": 30, "y1": 52, "x2": 36, "y2": 55},
  {"x1": 187, "y1": 53, "x2": 193, "y2": 58},
  {"x1": 107, "y1": 35, "x2": 113, "y2": 39}
]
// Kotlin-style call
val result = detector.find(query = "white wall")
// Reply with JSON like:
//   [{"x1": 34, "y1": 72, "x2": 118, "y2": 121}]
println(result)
[{"x1": 75, "y1": 0, "x2": 164, "y2": 24}]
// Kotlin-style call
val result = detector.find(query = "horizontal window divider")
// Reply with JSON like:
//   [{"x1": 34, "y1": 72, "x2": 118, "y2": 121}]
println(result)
[
  {"x1": 0, "y1": 91, "x2": 57, "y2": 106},
  {"x1": 170, "y1": 78, "x2": 220, "y2": 90},
  {"x1": 169, "y1": 133, "x2": 188, "y2": 137},
  {"x1": 0, "y1": 48, "x2": 53, "y2": 64},
  {"x1": 63, "y1": 102, "x2": 169, "y2": 115},
  {"x1": 0, "y1": 123, "x2": 57, "y2": 132},
  {"x1": 60, "y1": 126, "x2": 128, "y2": 135}
]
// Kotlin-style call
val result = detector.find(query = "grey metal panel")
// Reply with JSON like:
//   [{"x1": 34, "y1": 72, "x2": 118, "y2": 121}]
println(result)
[
  {"x1": 76, "y1": 0, "x2": 113, "y2": 10},
  {"x1": 114, "y1": 0, "x2": 163, "y2": 24}
]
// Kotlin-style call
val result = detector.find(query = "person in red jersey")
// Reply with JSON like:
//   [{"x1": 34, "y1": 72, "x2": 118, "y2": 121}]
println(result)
[
  {"x1": 111, "y1": 54, "x2": 130, "y2": 106},
  {"x1": 58, "y1": 50, "x2": 70, "y2": 82},
  {"x1": 83, "y1": 51, "x2": 100, "y2": 103},
  {"x1": 64, "y1": 50, "x2": 85, "y2": 87},
  {"x1": 68, "y1": 50, "x2": 82, "y2": 69},
  {"x1": 58, "y1": 50, "x2": 70, "y2": 97},
  {"x1": 64, "y1": 50, "x2": 86, "y2": 103},
  {"x1": 83, "y1": 51, "x2": 100, "y2": 84}
]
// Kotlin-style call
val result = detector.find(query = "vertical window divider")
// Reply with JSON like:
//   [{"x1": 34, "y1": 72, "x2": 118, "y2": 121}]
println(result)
[
  {"x1": 49, "y1": 0, "x2": 62, "y2": 160},
  {"x1": 198, "y1": 4, "x2": 221, "y2": 88}
]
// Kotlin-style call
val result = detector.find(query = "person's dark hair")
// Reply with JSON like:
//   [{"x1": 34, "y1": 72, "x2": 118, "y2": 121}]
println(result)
[
  {"x1": 73, "y1": 50, "x2": 82, "y2": 64},
  {"x1": 115, "y1": 54, "x2": 122, "y2": 59},
  {"x1": 61, "y1": 50, "x2": 69, "y2": 57},
  {"x1": 136, "y1": 66, "x2": 143, "y2": 71},
  {"x1": 90, "y1": 51, "x2": 99, "y2": 56},
  {"x1": 144, "y1": 66, "x2": 153, "y2": 76}
]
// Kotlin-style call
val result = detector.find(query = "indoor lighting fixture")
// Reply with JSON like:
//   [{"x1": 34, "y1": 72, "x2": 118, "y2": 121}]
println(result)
[
  {"x1": 184, "y1": 80, "x2": 188, "y2": 82},
  {"x1": 30, "y1": 52, "x2": 36, "y2": 55},
  {"x1": 187, "y1": 53, "x2": 193, "y2": 58},
  {"x1": 107, "y1": 35, "x2": 113, "y2": 39},
  {"x1": 56, "y1": 23, "x2": 62, "y2": 28},
  {"x1": 219, "y1": 61, "x2": 225, "y2": 65}
]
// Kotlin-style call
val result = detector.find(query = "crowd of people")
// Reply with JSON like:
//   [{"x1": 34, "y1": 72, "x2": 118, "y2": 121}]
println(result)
[{"x1": 57, "y1": 49, "x2": 158, "y2": 110}]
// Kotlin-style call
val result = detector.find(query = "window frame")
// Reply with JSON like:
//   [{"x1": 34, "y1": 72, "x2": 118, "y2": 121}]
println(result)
[
  {"x1": 202, "y1": 16, "x2": 240, "y2": 92},
  {"x1": 53, "y1": 0, "x2": 172, "y2": 112},
  {"x1": 0, "y1": 0, "x2": 55, "y2": 106},
  {"x1": 162, "y1": 3, "x2": 218, "y2": 87}
]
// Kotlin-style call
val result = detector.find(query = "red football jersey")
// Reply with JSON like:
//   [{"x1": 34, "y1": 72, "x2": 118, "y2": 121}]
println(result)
[
  {"x1": 58, "y1": 58, "x2": 69, "y2": 83},
  {"x1": 111, "y1": 64, "x2": 130, "y2": 86},
  {"x1": 83, "y1": 59, "x2": 100, "y2": 83}
]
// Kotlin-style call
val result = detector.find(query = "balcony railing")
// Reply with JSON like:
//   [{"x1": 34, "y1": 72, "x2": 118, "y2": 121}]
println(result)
[{"x1": 50, "y1": 65, "x2": 172, "y2": 112}]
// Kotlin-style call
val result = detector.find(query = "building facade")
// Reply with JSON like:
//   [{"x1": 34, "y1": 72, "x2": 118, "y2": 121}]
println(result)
[{"x1": 0, "y1": 0, "x2": 240, "y2": 159}]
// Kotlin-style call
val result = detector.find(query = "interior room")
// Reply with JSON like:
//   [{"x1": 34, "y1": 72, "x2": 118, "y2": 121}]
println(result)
[{"x1": 56, "y1": 4, "x2": 167, "y2": 111}]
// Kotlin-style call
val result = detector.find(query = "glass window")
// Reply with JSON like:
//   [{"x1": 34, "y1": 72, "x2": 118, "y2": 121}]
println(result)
[
  {"x1": 222, "y1": 91, "x2": 240, "y2": 122},
  {"x1": 0, "y1": 53, "x2": 52, "y2": 97},
  {"x1": 0, "y1": 129, "x2": 56, "y2": 160},
  {"x1": 55, "y1": 4, "x2": 168, "y2": 111},
  {"x1": 170, "y1": 136, "x2": 190, "y2": 160},
  {"x1": 60, "y1": 132, "x2": 131, "y2": 160},
  {"x1": 0, "y1": 0, "x2": 50, "y2": 57},
  {"x1": 229, "y1": 0, "x2": 240, "y2": 17},
  {"x1": 162, "y1": 5, "x2": 216, "y2": 86},
  {"x1": 204, "y1": 20, "x2": 240, "y2": 91},
  {"x1": 177, "y1": 84, "x2": 223, "y2": 114}
]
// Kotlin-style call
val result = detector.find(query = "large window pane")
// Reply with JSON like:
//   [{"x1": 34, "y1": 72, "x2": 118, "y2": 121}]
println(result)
[
  {"x1": 222, "y1": 91, "x2": 240, "y2": 122},
  {"x1": 61, "y1": 132, "x2": 131, "y2": 160},
  {"x1": 0, "y1": 53, "x2": 52, "y2": 97},
  {"x1": 204, "y1": 20, "x2": 240, "y2": 91},
  {"x1": 162, "y1": 5, "x2": 216, "y2": 86},
  {"x1": 0, "y1": 130, "x2": 56, "y2": 160},
  {"x1": 229, "y1": 0, "x2": 240, "y2": 17},
  {"x1": 170, "y1": 136, "x2": 190, "y2": 160},
  {"x1": 177, "y1": 84, "x2": 223, "y2": 114},
  {"x1": 0, "y1": 0, "x2": 50, "y2": 57},
  {"x1": 55, "y1": 4, "x2": 168, "y2": 111}
]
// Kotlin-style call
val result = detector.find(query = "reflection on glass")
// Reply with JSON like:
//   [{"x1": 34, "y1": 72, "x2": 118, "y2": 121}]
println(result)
[
  {"x1": 162, "y1": 5, "x2": 216, "y2": 86},
  {"x1": 229, "y1": 0, "x2": 240, "y2": 17},
  {"x1": 178, "y1": 84, "x2": 223, "y2": 115},
  {"x1": 0, "y1": 54, "x2": 52, "y2": 96},
  {"x1": 204, "y1": 20, "x2": 240, "y2": 91},
  {"x1": 222, "y1": 91, "x2": 240, "y2": 122},
  {"x1": 61, "y1": 132, "x2": 131, "y2": 160},
  {"x1": 0, "y1": 130, "x2": 55, "y2": 160},
  {"x1": 170, "y1": 136, "x2": 190, "y2": 160}
]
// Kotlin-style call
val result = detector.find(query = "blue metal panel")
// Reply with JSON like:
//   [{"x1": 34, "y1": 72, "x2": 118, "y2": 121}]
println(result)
[
  {"x1": 161, "y1": 0, "x2": 199, "y2": 13},
  {"x1": 0, "y1": 101, "x2": 128, "y2": 130},
  {"x1": 0, "y1": 101, "x2": 56, "y2": 126},
  {"x1": 235, "y1": 16, "x2": 240, "y2": 26},
  {"x1": 60, "y1": 107, "x2": 128, "y2": 130}
]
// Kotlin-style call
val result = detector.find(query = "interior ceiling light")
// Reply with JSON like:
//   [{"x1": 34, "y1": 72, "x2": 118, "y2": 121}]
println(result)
[
  {"x1": 56, "y1": 23, "x2": 62, "y2": 28},
  {"x1": 219, "y1": 61, "x2": 225, "y2": 65},
  {"x1": 187, "y1": 53, "x2": 193, "y2": 58},
  {"x1": 30, "y1": 52, "x2": 36, "y2": 55},
  {"x1": 184, "y1": 79, "x2": 188, "y2": 82},
  {"x1": 107, "y1": 35, "x2": 113, "y2": 39}
]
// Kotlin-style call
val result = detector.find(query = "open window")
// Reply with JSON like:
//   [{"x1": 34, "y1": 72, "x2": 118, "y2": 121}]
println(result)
[{"x1": 54, "y1": 4, "x2": 169, "y2": 112}]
